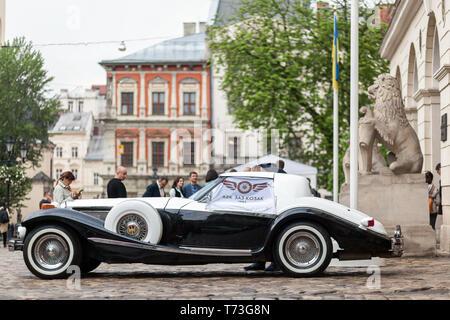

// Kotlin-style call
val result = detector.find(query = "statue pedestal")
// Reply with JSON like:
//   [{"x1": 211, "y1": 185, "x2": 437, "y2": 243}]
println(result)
[{"x1": 339, "y1": 174, "x2": 436, "y2": 257}]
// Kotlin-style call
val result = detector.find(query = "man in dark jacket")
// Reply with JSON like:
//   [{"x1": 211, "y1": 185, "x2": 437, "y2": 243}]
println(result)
[
  {"x1": 143, "y1": 176, "x2": 168, "y2": 197},
  {"x1": 107, "y1": 166, "x2": 128, "y2": 198}
]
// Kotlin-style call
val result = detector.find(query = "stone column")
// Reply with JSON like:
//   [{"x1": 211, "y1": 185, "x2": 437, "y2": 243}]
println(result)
[
  {"x1": 201, "y1": 69, "x2": 208, "y2": 120},
  {"x1": 139, "y1": 71, "x2": 146, "y2": 117},
  {"x1": 137, "y1": 127, "x2": 146, "y2": 175},
  {"x1": 414, "y1": 89, "x2": 441, "y2": 171},
  {"x1": 437, "y1": 64, "x2": 450, "y2": 252},
  {"x1": 171, "y1": 72, "x2": 177, "y2": 117}
]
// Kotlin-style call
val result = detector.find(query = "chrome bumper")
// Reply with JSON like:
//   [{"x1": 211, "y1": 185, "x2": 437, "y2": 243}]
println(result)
[
  {"x1": 8, "y1": 239, "x2": 23, "y2": 252},
  {"x1": 390, "y1": 225, "x2": 404, "y2": 257}
]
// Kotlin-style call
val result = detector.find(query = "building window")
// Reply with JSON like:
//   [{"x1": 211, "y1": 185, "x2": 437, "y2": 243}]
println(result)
[
  {"x1": 68, "y1": 101, "x2": 73, "y2": 112},
  {"x1": 94, "y1": 173, "x2": 99, "y2": 185},
  {"x1": 152, "y1": 142, "x2": 165, "y2": 167},
  {"x1": 72, "y1": 169, "x2": 78, "y2": 179},
  {"x1": 183, "y1": 142, "x2": 195, "y2": 166},
  {"x1": 78, "y1": 101, "x2": 84, "y2": 112},
  {"x1": 228, "y1": 137, "x2": 240, "y2": 162},
  {"x1": 121, "y1": 92, "x2": 134, "y2": 115},
  {"x1": 72, "y1": 147, "x2": 78, "y2": 158},
  {"x1": 183, "y1": 92, "x2": 196, "y2": 115},
  {"x1": 152, "y1": 92, "x2": 165, "y2": 115},
  {"x1": 121, "y1": 142, "x2": 134, "y2": 167},
  {"x1": 56, "y1": 147, "x2": 63, "y2": 158},
  {"x1": 56, "y1": 169, "x2": 62, "y2": 179}
]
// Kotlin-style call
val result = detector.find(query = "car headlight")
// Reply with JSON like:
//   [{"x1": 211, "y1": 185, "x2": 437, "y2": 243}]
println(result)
[{"x1": 18, "y1": 226, "x2": 27, "y2": 240}]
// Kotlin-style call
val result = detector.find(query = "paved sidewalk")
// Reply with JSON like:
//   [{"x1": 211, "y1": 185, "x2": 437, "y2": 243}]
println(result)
[{"x1": 1, "y1": 248, "x2": 450, "y2": 300}]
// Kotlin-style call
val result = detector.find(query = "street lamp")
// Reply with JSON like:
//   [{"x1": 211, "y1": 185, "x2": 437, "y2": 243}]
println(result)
[
  {"x1": 2, "y1": 137, "x2": 27, "y2": 211},
  {"x1": 6, "y1": 137, "x2": 14, "y2": 154},
  {"x1": 20, "y1": 143, "x2": 27, "y2": 162}
]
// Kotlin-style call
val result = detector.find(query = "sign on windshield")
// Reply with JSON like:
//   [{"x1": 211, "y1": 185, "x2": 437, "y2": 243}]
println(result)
[{"x1": 206, "y1": 177, "x2": 276, "y2": 214}]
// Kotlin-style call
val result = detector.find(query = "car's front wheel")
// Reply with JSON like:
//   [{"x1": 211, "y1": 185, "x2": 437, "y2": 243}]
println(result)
[
  {"x1": 23, "y1": 225, "x2": 82, "y2": 279},
  {"x1": 274, "y1": 221, "x2": 332, "y2": 277}
]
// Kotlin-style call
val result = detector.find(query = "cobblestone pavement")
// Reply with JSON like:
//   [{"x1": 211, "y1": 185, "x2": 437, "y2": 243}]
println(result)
[{"x1": 1, "y1": 248, "x2": 450, "y2": 300}]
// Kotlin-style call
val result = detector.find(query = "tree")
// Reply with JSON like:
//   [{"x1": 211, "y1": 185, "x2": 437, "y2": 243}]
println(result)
[
  {"x1": 0, "y1": 165, "x2": 32, "y2": 210},
  {"x1": 0, "y1": 37, "x2": 60, "y2": 209},
  {"x1": 208, "y1": 0, "x2": 390, "y2": 191}
]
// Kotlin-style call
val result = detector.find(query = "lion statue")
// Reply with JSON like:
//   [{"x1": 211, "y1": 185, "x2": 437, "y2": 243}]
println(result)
[{"x1": 358, "y1": 74, "x2": 423, "y2": 175}]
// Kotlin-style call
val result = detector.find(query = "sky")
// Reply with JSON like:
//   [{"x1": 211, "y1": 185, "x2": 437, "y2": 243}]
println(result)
[{"x1": 5, "y1": 0, "x2": 212, "y2": 95}]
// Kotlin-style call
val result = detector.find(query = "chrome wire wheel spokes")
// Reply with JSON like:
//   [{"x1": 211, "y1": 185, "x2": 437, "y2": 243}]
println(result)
[
  {"x1": 275, "y1": 222, "x2": 332, "y2": 277},
  {"x1": 117, "y1": 213, "x2": 149, "y2": 240},
  {"x1": 284, "y1": 231, "x2": 320, "y2": 268},
  {"x1": 33, "y1": 234, "x2": 69, "y2": 270}
]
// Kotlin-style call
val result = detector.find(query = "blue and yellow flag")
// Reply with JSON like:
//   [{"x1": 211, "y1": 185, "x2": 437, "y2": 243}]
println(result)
[{"x1": 332, "y1": 12, "x2": 339, "y2": 89}]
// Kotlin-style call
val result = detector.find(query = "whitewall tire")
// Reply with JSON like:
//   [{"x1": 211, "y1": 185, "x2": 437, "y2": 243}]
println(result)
[
  {"x1": 274, "y1": 222, "x2": 332, "y2": 277},
  {"x1": 23, "y1": 225, "x2": 82, "y2": 279},
  {"x1": 104, "y1": 199, "x2": 163, "y2": 244}
]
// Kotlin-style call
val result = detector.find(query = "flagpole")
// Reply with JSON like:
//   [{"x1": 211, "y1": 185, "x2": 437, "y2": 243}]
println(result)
[
  {"x1": 350, "y1": 0, "x2": 359, "y2": 209},
  {"x1": 333, "y1": 8, "x2": 339, "y2": 203}
]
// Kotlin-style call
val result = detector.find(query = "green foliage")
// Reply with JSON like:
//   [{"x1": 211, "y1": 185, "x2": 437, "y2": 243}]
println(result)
[
  {"x1": 0, "y1": 37, "x2": 61, "y2": 168},
  {"x1": 0, "y1": 165, "x2": 32, "y2": 210},
  {"x1": 0, "y1": 37, "x2": 60, "y2": 210},
  {"x1": 208, "y1": 0, "x2": 389, "y2": 191}
]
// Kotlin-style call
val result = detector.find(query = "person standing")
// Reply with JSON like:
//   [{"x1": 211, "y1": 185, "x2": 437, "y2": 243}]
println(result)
[
  {"x1": 244, "y1": 164, "x2": 280, "y2": 272},
  {"x1": 307, "y1": 178, "x2": 321, "y2": 198},
  {"x1": 277, "y1": 160, "x2": 287, "y2": 174},
  {"x1": 53, "y1": 171, "x2": 81, "y2": 205},
  {"x1": 436, "y1": 163, "x2": 442, "y2": 216},
  {"x1": 169, "y1": 177, "x2": 186, "y2": 198},
  {"x1": 0, "y1": 202, "x2": 11, "y2": 248},
  {"x1": 204, "y1": 169, "x2": 219, "y2": 188},
  {"x1": 143, "y1": 176, "x2": 168, "y2": 197},
  {"x1": 107, "y1": 166, "x2": 128, "y2": 198},
  {"x1": 182, "y1": 172, "x2": 202, "y2": 198},
  {"x1": 39, "y1": 191, "x2": 52, "y2": 209},
  {"x1": 426, "y1": 171, "x2": 439, "y2": 230}
]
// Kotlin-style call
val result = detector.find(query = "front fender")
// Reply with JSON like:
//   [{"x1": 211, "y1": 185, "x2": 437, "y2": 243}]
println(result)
[{"x1": 21, "y1": 208, "x2": 131, "y2": 245}]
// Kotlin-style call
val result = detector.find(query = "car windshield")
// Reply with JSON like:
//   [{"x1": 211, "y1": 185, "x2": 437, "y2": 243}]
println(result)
[{"x1": 190, "y1": 177, "x2": 224, "y2": 201}]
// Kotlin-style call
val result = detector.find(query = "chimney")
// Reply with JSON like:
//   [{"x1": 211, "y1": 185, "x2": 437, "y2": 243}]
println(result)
[
  {"x1": 183, "y1": 22, "x2": 196, "y2": 36},
  {"x1": 199, "y1": 21, "x2": 207, "y2": 33},
  {"x1": 317, "y1": 1, "x2": 329, "y2": 9}
]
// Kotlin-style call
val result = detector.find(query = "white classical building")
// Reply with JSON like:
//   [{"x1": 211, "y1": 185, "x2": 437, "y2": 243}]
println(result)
[
  {"x1": 207, "y1": 0, "x2": 279, "y2": 172},
  {"x1": 49, "y1": 112, "x2": 104, "y2": 200},
  {"x1": 0, "y1": 0, "x2": 5, "y2": 44},
  {"x1": 380, "y1": 0, "x2": 450, "y2": 251},
  {"x1": 59, "y1": 85, "x2": 106, "y2": 120}
]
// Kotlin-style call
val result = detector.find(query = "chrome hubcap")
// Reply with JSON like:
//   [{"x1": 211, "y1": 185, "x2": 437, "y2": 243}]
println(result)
[
  {"x1": 34, "y1": 234, "x2": 69, "y2": 270},
  {"x1": 285, "y1": 231, "x2": 320, "y2": 267},
  {"x1": 117, "y1": 214, "x2": 148, "y2": 240}
]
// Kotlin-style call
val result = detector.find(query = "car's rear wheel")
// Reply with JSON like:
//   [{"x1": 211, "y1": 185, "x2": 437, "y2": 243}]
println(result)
[
  {"x1": 274, "y1": 221, "x2": 332, "y2": 277},
  {"x1": 104, "y1": 199, "x2": 163, "y2": 244},
  {"x1": 23, "y1": 225, "x2": 82, "y2": 279}
]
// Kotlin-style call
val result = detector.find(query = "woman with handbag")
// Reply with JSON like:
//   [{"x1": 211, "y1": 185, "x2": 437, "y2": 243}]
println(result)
[
  {"x1": 0, "y1": 201, "x2": 11, "y2": 248},
  {"x1": 425, "y1": 171, "x2": 439, "y2": 230}
]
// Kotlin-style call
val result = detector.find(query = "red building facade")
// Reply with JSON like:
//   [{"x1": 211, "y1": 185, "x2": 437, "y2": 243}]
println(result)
[{"x1": 99, "y1": 32, "x2": 211, "y2": 196}]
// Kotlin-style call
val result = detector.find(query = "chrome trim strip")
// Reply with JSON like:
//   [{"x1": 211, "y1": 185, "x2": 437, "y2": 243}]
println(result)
[
  {"x1": 88, "y1": 237, "x2": 252, "y2": 257},
  {"x1": 211, "y1": 209, "x2": 276, "y2": 219}
]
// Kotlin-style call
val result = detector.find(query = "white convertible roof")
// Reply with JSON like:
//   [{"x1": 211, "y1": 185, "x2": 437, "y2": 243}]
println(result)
[
  {"x1": 233, "y1": 154, "x2": 317, "y2": 175},
  {"x1": 232, "y1": 154, "x2": 318, "y2": 187},
  {"x1": 220, "y1": 172, "x2": 275, "y2": 179}
]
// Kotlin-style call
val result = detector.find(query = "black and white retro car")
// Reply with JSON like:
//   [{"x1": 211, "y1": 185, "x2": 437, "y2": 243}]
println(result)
[{"x1": 9, "y1": 172, "x2": 403, "y2": 279}]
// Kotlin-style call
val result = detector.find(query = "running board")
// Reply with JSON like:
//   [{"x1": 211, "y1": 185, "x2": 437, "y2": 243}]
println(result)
[{"x1": 88, "y1": 237, "x2": 252, "y2": 257}]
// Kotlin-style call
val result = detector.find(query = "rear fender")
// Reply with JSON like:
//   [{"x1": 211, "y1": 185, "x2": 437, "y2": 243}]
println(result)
[{"x1": 260, "y1": 207, "x2": 391, "y2": 258}]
